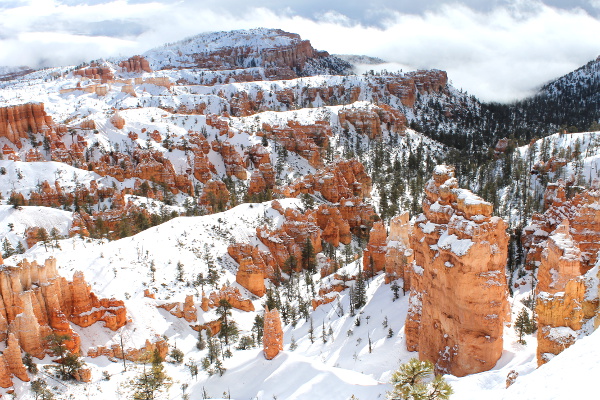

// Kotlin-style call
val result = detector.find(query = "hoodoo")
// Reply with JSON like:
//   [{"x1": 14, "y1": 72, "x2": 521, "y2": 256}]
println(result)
[{"x1": 405, "y1": 165, "x2": 509, "y2": 376}]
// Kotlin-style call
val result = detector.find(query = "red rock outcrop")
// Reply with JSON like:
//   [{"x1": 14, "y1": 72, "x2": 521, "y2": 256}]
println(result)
[
  {"x1": 0, "y1": 257, "x2": 127, "y2": 363},
  {"x1": 257, "y1": 207, "x2": 322, "y2": 272},
  {"x1": 3, "y1": 333, "x2": 29, "y2": 383},
  {"x1": 0, "y1": 354, "x2": 13, "y2": 388},
  {"x1": 246, "y1": 144, "x2": 271, "y2": 167},
  {"x1": 405, "y1": 165, "x2": 509, "y2": 377},
  {"x1": 362, "y1": 221, "x2": 387, "y2": 275},
  {"x1": 157, "y1": 295, "x2": 197, "y2": 323},
  {"x1": 73, "y1": 65, "x2": 113, "y2": 83},
  {"x1": 262, "y1": 120, "x2": 332, "y2": 168},
  {"x1": 199, "y1": 180, "x2": 231, "y2": 213},
  {"x1": 212, "y1": 141, "x2": 247, "y2": 179},
  {"x1": 278, "y1": 159, "x2": 372, "y2": 203},
  {"x1": 0, "y1": 103, "x2": 54, "y2": 147},
  {"x1": 87, "y1": 336, "x2": 168, "y2": 363},
  {"x1": 338, "y1": 105, "x2": 407, "y2": 139},
  {"x1": 523, "y1": 181, "x2": 600, "y2": 271},
  {"x1": 165, "y1": 29, "x2": 326, "y2": 80},
  {"x1": 235, "y1": 257, "x2": 266, "y2": 297},
  {"x1": 207, "y1": 286, "x2": 254, "y2": 312},
  {"x1": 111, "y1": 113, "x2": 125, "y2": 129},
  {"x1": 384, "y1": 212, "x2": 414, "y2": 287},
  {"x1": 534, "y1": 218, "x2": 599, "y2": 365},
  {"x1": 120, "y1": 55, "x2": 152, "y2": 73},
  {"x1": 386, "y1": 70, "x2": 448, "y2": 107},
  {"x1": 193, "y1": 150, "x2": 216, "y2": 183},
  {"x1": 263, "y1": 307, "x2": 283, "y2": 360},
  {"x1": 315, "y1": 204, "x2": 352, "y2": 247}
]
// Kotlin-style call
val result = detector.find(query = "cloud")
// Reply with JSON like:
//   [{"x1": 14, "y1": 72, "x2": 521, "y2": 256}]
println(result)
[{"x1": 0, "y1": 0, "x2": 599, "y2": 102}]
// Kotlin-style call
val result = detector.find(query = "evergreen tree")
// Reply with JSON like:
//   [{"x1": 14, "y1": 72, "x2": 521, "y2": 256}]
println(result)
[
  {"x1": 302, "y1": 238, "x2": 316, "y2": 273},
  {"x1": 353, "y1": 271, "x2": 367, "y2": 309},
  {"x1": 44, "y1": 333, "x2": 84, "y2": 380},
  {"x1": 515, "y1": 308, "x2": 535, "y2": 344},
  {"x1": 2, "y1": 238, "x2": 14, "y2": 258},
  {"x1": 217, "y1": 299, "x2": 238, "y2": 346},
  {"x1": 388, "y1": 358, "x2": 453, "y2": 400},
  {"x1": 130, "y1": 349, "x2": 172, "y2": 400}
]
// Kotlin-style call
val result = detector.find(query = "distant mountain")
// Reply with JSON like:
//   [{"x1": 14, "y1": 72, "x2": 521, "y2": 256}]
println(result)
[{"x1": 142, "y1": 28, "x2": 352, "y2": 78}]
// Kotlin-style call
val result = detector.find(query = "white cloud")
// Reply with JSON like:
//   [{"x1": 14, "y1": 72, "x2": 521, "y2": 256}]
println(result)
[{"x1": 0, "y1": 0, "x2": 599, "y2": 102}]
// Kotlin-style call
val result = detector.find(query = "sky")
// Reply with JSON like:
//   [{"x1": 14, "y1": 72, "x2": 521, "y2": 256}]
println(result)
[{"x1": 1, "y1": 0, "x2": 600, "y2": 102}]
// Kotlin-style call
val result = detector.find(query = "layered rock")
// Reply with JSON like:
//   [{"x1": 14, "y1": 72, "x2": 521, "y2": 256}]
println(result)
[
  {"x1": 384, "y1": 212, "x2": 414, "y2": 287},
  {"x1": 87, "y1": 336, "x2": 168, "y2": 363},
  {"x1": 212, "y1": 141, "x2": 247, "y2": 179},
  {"x1": 362, "y1": 221, "x2": 387, "y2": 275},
  {"x1": 386, "y1": 70, "x2": 448, "y2": 107},
  {"x1": 73, "y1": 65, "x2": 113, "y2": 83},
  {"x1": 0, "y1": 257, "x2": 127, "y2": 363},
  {"x1": 263, "y1": 308, "x2": 283, "y2": 360},
  {"x1": 110, "y1": 113, "x2": 125, "y2": 129},
  {"x1": 405, "y1": 165, "x2": 509, "y2": 376},
  {"x1": 338, "y1": 105, "x2": 407, "y2": 139},
  {"x1": 157, "y1": 295, "x2": 197, "y2": 323},
  {"x1": 199, "y1": 180, "x2": 231, "y2": 213},
  {"x1": 534, "y1": 219, "x2": 599, "y2": 365},
  {"x1": 193, "y1": 150, "x2": 216, "y2": 183},
  {"x1": 120, "y1": 55, "x2": 152, "y2": 73},
  {"x1": 0, "y1": 103, "x2": 54, "y2": 147},
  {"x1": 257, "y1": 206, "x2": 322, "y2": 272},
  {"x1": 207, "y1": 286, "x2": 254, "y2": 312},
  {"x1": 278, "y1": 159, "x2": 372, "y2": 203},
  {"x1": 235, "y1": 257, "x2": 266, "y2": 297},
  {"x1": 262, "y1": 120, "x2": 332, "y2": 168},
  {"x1": 523, "y1": 180, "x2": 600, "y2": 272}
]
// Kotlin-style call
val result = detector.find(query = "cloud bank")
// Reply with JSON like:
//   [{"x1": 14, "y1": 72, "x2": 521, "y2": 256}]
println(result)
[{"x1": 1, "y1": 0, "x2": 599, "y2": 102}]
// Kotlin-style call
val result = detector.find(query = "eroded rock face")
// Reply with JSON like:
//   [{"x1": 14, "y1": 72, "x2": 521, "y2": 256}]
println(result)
[
  {"x1": 0, "y1": 258, "x2": 127, "y2": 361},
  {"x1": 405, "y1": 165, "x2": 509, "y2": 377},
  {"x1": 207, "y1": 286, "x2": 254, "y2": 312},
  {"x1": 384, "y1": 212, "x2": 414, "y2": 288},
  {"x1": 278, "y1": 159, "x2": 372, "y2": 203},
  {"x1": 338, "y1": 105, "x2": 407, "y2": 139},
  {"x1": 212, "y1": 141, "x2": 247, "y2": 179},
  {"x1": 262, "y1": 120, "x2": 332, "y2": 168},
  {"x1": 235, "y1": 257, "x2": 266, "y2": 297},
  {"x1": 87, "y1": 336, "x2": 168, "y2": 363},
  {"x1": 386, "y1": 70, "x2": 448, "y2": 108},
  {"x1": 263, "y1": 308, "x2": 283, "y2": 360},
  {"x1": 534, "y1": 218, "x2": 599, "y2": 365},
  {"x1": 120, "y1": 55, "x2": 152, "y2": 73},
  {"x1": 524, "y1": 181, "x2": 600, "y2": 272},
  {"x1": 0, "y1": 103, "x2": 54, "y2": 147},
  {"x1": 199, "y1": 180, "x2": 231, "y2": 213},
  {"x1": 362, "y1": 221, "x2": 387, "y2": 275},
  {"x1": 157, "y1": 295, "x2": 197, "y2": 323},
  {"x1": 257, "y1": 206, "x2": 322, "y2": 272}
]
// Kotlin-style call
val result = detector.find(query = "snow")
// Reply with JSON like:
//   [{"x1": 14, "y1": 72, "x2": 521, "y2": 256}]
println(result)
[{"x1": 437, "y1": 231, "x2": 474, "y2": 256}]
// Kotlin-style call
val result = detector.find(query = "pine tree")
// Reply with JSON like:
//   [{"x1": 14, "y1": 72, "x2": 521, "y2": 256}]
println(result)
[
  {"x1": 353, "y1": 271, "x2": 366, "y2": 309},
  {"x1": 2, "y1": 238, "x2": 14, "y2": 258},
  {"x1": 515, "y1": 308, "x2": 534, "y2": 344},
  {"x1": 388, "y1": 358, "x2": 453, "y2": 400},
  {"x1": 130, "y1": 349, "x2": 172, "y2": 400}
]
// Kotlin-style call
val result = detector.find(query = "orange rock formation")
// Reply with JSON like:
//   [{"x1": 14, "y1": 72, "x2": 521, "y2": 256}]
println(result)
[
  {"x1": 0, "y1": 258, "x2": 126, "y2": 360},
  {"x1": 120, "y1": 55, "x2": 152, "y2": 73},
  {"x1": 405, "y1": 165, "x2": 509, "y2": 376},
  {"x1": 263, "y1": 308, "x2": 283, "y2": 360}
]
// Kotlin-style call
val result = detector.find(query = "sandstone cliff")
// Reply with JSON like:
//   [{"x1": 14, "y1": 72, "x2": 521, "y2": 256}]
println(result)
[{"x1": 405, "y1": 165, "x2": 509, "y2": 377}]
